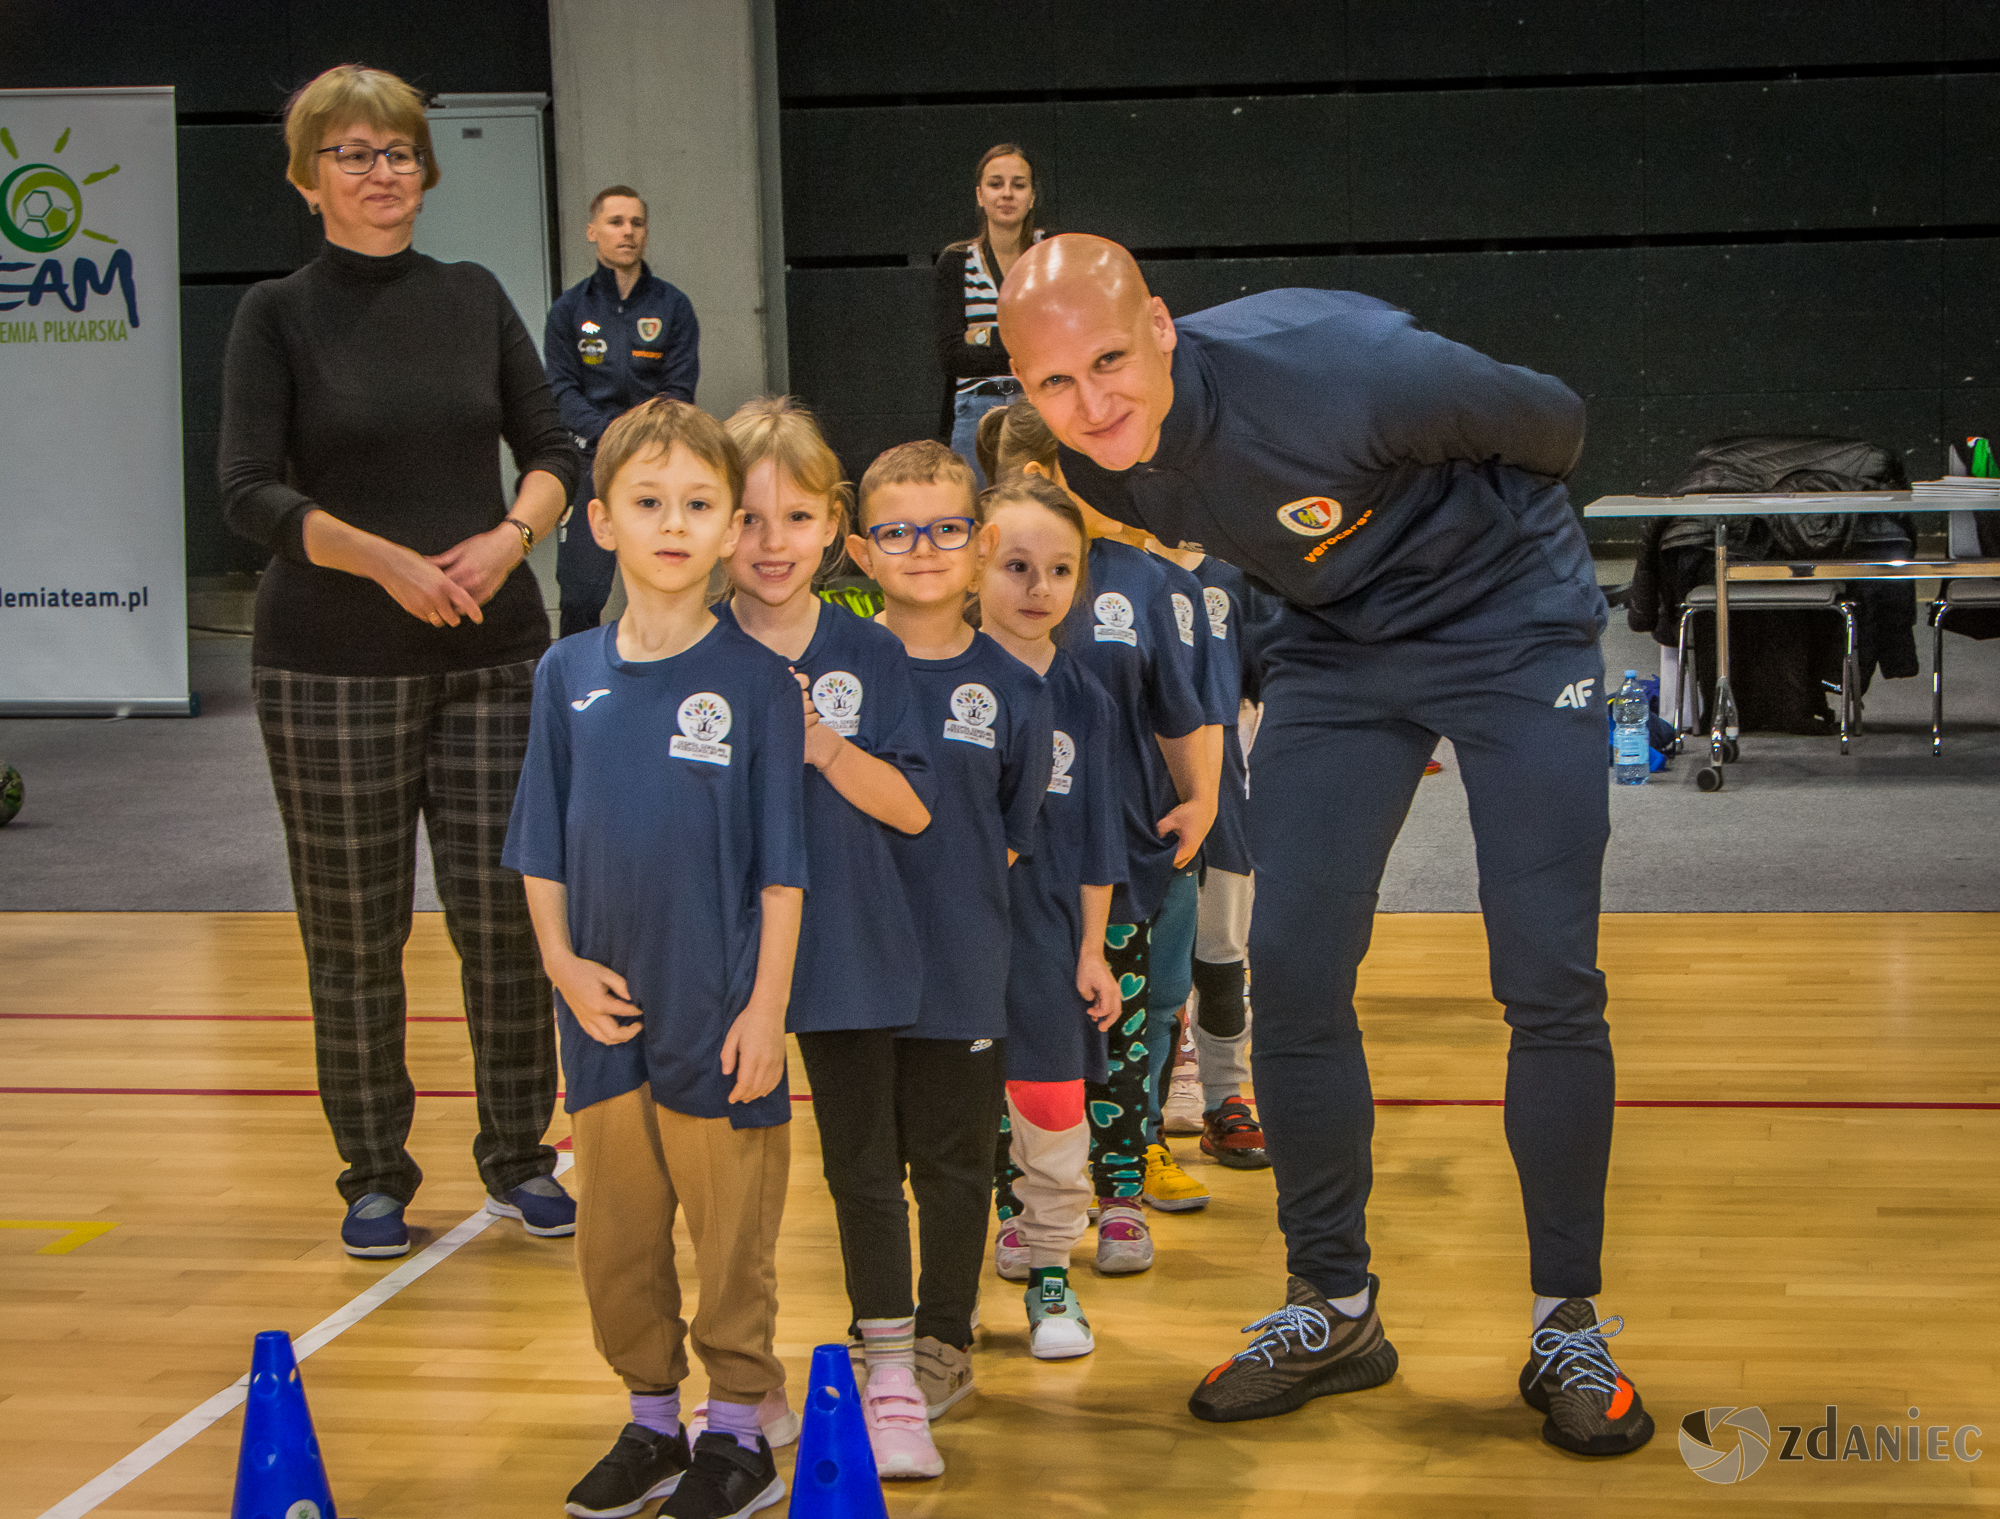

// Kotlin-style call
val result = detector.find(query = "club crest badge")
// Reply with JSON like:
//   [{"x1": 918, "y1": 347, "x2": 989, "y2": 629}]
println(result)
[
  {"x1": 1093, "y1": 590, "x2": 1137, "y2": 645},
  {"x1": 1048, "y1": 729, "x2": 1075, "y2": 795},
  {"x1": 636, "y1": 316, "x2": 662, "y2": 342},
  {"x1": 1172, "y1": 591, "x2": 1196, "y2": 646},
  {"x1": 1203, "y1": 585, "x2": 1231, "y2": 639},
  {"x1": 670, "y1": 692, "x2": 732, "y2": 765},
  {"x1": 944, "y1": 682, "x2": 997, "y2": 749},
  {"x1": 811, "y1": 669, "x2": 863, "y2": 736},
  {"x1": 1277, "y1": 496, "x2": 1341, "y2": 537}
]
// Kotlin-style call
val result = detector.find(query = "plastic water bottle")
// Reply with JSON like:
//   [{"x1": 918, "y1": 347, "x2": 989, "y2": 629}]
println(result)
[{"x1": 1613, "y1": 670, "x2": 1649, "y2": 785}]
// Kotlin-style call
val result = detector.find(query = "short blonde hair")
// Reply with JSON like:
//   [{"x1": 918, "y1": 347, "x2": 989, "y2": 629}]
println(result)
[
  {"x1": 726, "y1": 396, "x2": 853, "y2": 534},
  {"x1": 595, "y1": 397, "x2": 743, "y2": 509},
  {"x1": 284, "y1": 64, "x2": 440, "y2": 191},
  {"x1": 857, "y1": 440, "x2": 976, "y2": 528}
]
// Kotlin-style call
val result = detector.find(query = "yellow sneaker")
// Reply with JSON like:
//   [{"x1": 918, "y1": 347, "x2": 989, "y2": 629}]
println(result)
[{"x1": 1142, "y1": 1142, "x2": 1211, "y2": 1212}]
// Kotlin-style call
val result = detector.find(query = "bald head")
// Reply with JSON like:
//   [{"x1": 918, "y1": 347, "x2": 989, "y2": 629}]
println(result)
[{"x1": 999, "y1": 234, "x2": 1177, "y2": 473}]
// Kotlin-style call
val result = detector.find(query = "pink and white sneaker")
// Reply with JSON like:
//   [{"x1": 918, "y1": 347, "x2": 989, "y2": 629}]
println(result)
[
  {"x1": 993, "y1": 1221, "x2": 1030, "y2": 1281},
  {"x1": 863, "y1": 1363, "x2": 943, "y2": 1479},
  {"x1": 1094, "y1": 1197, "x2": 1154, "y2": 1275}
]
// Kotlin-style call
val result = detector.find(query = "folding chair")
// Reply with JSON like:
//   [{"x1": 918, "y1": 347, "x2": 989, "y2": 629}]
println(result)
[
  {"x1": 1930, "y1": 506, "x2": 2000, "y2": 754},
  {"x1": 1676, "y1": 582, "x2": 1860, "y2": 754}
]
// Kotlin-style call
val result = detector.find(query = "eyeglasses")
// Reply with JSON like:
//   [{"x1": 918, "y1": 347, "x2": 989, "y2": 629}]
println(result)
[
  {"x1": 317, "y1": 144, "x2": 427, "y2": 176},
  {"x1": 864, "y1": 518, "x2": 976, "y2": 555}
]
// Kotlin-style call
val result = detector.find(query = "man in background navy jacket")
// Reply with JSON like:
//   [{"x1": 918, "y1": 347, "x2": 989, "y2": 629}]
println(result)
[
  {"x1": 1001, "y1": 235, "x2": 1651, "y2": 1459},
  {"x1": 543, "y1": 186, "x2": 699, "y2": 637}
]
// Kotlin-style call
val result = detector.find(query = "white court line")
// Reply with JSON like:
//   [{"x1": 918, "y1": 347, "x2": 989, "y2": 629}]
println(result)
[{"x1": 36, "y1": 1153, "x2": 574, "y2": 1519}]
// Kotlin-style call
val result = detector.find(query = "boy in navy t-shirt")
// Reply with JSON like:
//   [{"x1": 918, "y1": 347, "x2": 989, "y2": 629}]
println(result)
[{"x1": 503, "y1": 398, "x2": 806, "y2": 1519}]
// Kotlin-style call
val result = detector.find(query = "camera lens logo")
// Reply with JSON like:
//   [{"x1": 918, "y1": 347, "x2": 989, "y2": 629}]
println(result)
[
  {"x1": 1680, "y1": 1406, "x2": 1771, "y2": 1483},
  {"x1": 2, "y1": 163, "x2": 83, "y2": 252}
]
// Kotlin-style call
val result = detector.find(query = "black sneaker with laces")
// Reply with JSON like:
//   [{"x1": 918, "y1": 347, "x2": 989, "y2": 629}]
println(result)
[
  {"x1": 661, "y1": 1431, "x2": 785, "y2": 1519},
  {"x1": 565, "y1": 1422, "x2": 690, "y2": 1518},
  {"x1": 1187, "y1": 1273, "x2": 1398, "y2": 1423},
  {"x1": 1518, "y1": 1298, "x2": 1656, "y2": 1455}
]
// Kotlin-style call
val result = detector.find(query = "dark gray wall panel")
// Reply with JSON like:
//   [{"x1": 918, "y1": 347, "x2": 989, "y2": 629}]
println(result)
[
  {"x1": 1646, "y1": 78, "x2": 1942, "y2": 234},
  {"x1": 775, "y1": 0, "x2": 1055, "y2": 98},
  {"x1": 1138, "y1": 256, "x2": 1350, "y2": 323},
  {"x1": 1642, "y1": 0, "x2": 1943, "y2": 69},
  {"x1": 1348, "y1": 0, "x2": 1642, "y2": 79},
  {"x1": 785, "y1": 267, "x2": 935, "y2": 415},
  {"x1": 1572, "y1": 396, "x2": 1645, "y2": 514},
  {"x1": 822, "y1": 412, "x2": 946, "y2": 492},
  {"x1": 1944, "y1": 74, "x2": 2000, "y2": 225},
  {"x1": 1055, "y1": 3, "x2": 1343, "y2": 89},
  {"x1": 177, "y1": 126, "x2": 309, "y2": 276},
  {"x1": 781, "y1": 105, "x2": 1057, "y2": 260},
  {"x1": 1643, "y1": 242, "x2": 1940, "y2": 397},
  {"x1": 1059, "y1": 98, "x2": 1348, "y2": 250},
  {"x1": 1945, "y1": 0, "x2": 2000, "y2": 60},
  {"x1": 1941, "y1": 390, "x2": 2000, "y2": 465},
  {"x1": 286, "y1": 0, "x2": 554, "y2": 98},
  {"x1": 1943, "y1": 240, "x2": 2000, "y2": 390},
  {"x1": 1351, "y1": 88, "x2": 1642, "y2": 241},
  {"x1": 0, "y1": 1, "x2": 291, "y2": 114},
  {"x1": 179, "y1": 284, "x2": 256, "y2": 438},
  {"x1": 1640, "y1": 391, "x2": 1942, "y2": 489}
]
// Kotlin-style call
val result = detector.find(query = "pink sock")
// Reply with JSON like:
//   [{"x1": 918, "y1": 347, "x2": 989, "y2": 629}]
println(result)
[
  {"x1": 704, "y1": 1397, "x2": 762, "y2": 1451},
  {"x1": 629, "y1": 1387, "x2": 680, "y2": 1438}
]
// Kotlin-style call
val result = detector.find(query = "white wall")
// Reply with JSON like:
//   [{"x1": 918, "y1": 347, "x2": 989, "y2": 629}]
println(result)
[{"x1": 546, "y1": 0, "x2": 785, "y2": 419}]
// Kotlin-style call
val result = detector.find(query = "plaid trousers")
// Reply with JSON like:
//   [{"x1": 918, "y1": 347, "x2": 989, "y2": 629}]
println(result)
[{"x1": 255, "y1": 659, "x2": 558, "y2": 1205}]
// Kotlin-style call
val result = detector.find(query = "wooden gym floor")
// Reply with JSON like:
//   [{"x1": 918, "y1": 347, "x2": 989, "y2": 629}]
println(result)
[{"x1": 3, "y1": 911, "x2": 1997, "y2": 1518}]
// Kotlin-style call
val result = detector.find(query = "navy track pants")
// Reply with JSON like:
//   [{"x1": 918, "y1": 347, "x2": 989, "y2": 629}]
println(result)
[{"x1": 1247, "y1": 599, "x2": 1614, "y2": 1301}]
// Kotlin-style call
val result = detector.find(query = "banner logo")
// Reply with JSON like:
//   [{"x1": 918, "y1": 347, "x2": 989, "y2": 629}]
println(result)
[
  {"x1": 1680, "y1": 1406, "x2": 1771, "y2": 1484},
  {"x1": 0, "y1": 124, "x2": 138, "y2": 326}
]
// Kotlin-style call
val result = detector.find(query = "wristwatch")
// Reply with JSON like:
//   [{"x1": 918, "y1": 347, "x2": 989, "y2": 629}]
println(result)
[{"x1": 503, "y1": 516, "x2": 535, "y2": 554}]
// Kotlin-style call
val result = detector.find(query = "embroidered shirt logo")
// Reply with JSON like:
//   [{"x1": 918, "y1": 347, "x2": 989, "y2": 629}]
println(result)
[
  {"x1": 580, "y1": 320, "x2": 601, "y2": 334},
  {"x1": 1277, "y1": 496, "x2": 1342, "y2": 537},
  {"x1": 969, "y1": 1039, "x2": 994, "y2": 1053},
  {"x1": 1049, "y1": 729, "x2": 1075, "y2": 794},
  {"x1": 636, "y1": 316, "x2": 662, "y2": 342},
  {"x1": 944, "y1": 682, "x2": 997, "y2": 749},
  {"x1": 811, "y1": 670, "x2": 864, "y2": 736},
  {"x1": 1553, "y1": 678, "x2": 1597, "y2": 709},
  {"x1": 1093, "y1": 590, "x2": 1137, "y2": 645},
  {"x1": 671, "y1": 691, "x2": 733, "y2": 764},
  {"x1": 1171, "y1": 591, "x2": 1197, "y2": 646},
  {"x1": 1203, "y1": 585, "x2": 1231, "y2": 640},
  {"x1": 578, "y1": 335, "x2": 607, "y2": 366},
  {"x1": 570, "y1": 688, "x2": 611, "y2": 712}
]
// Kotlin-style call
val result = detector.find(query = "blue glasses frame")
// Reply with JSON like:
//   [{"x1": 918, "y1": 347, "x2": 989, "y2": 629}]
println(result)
[{"x1": 864, "y1": 517, "x2": 977, "y2": 554}]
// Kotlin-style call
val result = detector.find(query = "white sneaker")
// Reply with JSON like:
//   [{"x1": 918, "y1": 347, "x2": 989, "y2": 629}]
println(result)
[
  {"x1": 993, "y1": 1222, "x2": 1030, "y2": 1281},
  {"x1": 1161, "y1": 1071, "x2": 1205, "y2": 1135},
  {"x1": 912, "y1": 1336, "x2": 975, "y2": 1418},
  {"x1": 863, "y1": 1363, "x2": 943, "y2": 1479},
  {"x1": 1093, "y1": 1198, "x2": 1154, "y2": 1275},
  {"x1": 1026, "y1": 1276, "x2": 1095, "y2": 1360}
]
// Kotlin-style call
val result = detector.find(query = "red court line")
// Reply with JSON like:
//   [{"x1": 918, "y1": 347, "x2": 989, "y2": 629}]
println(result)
[
  {"x1": 1, "y1": 1087, "x2": 1993, "y2": 1110},
  {"x1": 0, "y1": 1013, "x2": 457, "y2": 1023}
]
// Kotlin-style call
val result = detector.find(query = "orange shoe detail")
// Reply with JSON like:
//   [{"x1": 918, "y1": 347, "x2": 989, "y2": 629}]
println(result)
[{"x1": 1607, "y1": 1376, "x2": 1634, "y2": 1420}]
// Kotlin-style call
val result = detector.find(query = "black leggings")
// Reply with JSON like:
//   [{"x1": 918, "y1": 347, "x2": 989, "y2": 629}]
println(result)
[{"x1": 796, "y1": 1030, "x2": 1006, "y2": 1349}]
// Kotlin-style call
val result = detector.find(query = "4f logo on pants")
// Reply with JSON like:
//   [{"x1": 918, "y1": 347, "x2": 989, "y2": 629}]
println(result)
[{"x1": 1553, "y1": 679, "x2": 1596, "y2": 709}]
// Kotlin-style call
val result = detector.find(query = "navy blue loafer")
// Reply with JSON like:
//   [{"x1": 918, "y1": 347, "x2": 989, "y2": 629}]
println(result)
[
  {"x1": 486, "y1": 1174, "x2": 577, "y2": 1237},
  {"x1": 341, "y1": 1192, "x2": 410, "y2": 1258}
]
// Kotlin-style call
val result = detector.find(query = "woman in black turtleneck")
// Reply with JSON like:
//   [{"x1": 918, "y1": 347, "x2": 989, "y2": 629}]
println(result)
[{"x1": 219, "y1": 64, "x2": 578, "y2": 1259}]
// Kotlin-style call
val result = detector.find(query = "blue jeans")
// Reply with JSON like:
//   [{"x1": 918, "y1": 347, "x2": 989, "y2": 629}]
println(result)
[{"x1": 949, "y1": 384, "x2": 1020, "y2": 491}]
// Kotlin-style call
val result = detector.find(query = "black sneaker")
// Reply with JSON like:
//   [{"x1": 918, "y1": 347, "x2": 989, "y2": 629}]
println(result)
[
  {"x1": 1187, "y1": 1274, "x2": 1398, "y2": 1423},
  {"x1": 661, "y1": 1432, "x2": 785, "y2": 1519},
  {"x1": 564, "y1": 1422, "x2": 690, "y2": 1518},
  {"x1": 1519, "y1": 1298, "x2": 1656, "y2": 1455}
]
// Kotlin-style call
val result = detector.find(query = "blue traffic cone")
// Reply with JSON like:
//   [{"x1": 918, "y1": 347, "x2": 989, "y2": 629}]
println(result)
[
  {"x1": 231, "y1": 1330, "x2": 339, "y2": 1519},
  {"x1": 787, "y1": 1343, "x2": 887, "y2": 1519}
]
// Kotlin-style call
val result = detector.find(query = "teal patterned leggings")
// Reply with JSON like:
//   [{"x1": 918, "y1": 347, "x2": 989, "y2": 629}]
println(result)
[{"x1": 996, "y1": 920, "x2": 1152, "y2": 1212}]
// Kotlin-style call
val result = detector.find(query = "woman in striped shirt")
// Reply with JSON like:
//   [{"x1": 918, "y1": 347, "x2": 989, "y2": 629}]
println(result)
[{"x1": 933, "y1": 143, "x2": 1043, "y2": 489}]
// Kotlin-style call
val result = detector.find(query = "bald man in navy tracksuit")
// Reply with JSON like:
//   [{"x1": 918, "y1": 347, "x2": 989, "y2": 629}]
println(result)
[{"x1": 1000, "y1": 235, "x2": 1651, "y2": 1457}]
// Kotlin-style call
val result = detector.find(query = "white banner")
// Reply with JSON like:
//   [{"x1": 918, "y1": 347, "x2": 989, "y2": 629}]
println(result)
[{"x1": 0, "y1": 87, "x2": 189, "y2": 716}]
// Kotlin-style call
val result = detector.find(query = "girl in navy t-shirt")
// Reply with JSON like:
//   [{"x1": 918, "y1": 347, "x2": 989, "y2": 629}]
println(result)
[
  {"x1": 717, "y1": 397, "x2": 941, "y2": 1473},
  {"x1": 973, "y1": 472, "x2": 1124, "y2": 1362},
  {"x1": 838, "y1": 440, "x2": 1052, "y2": 1466}
]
